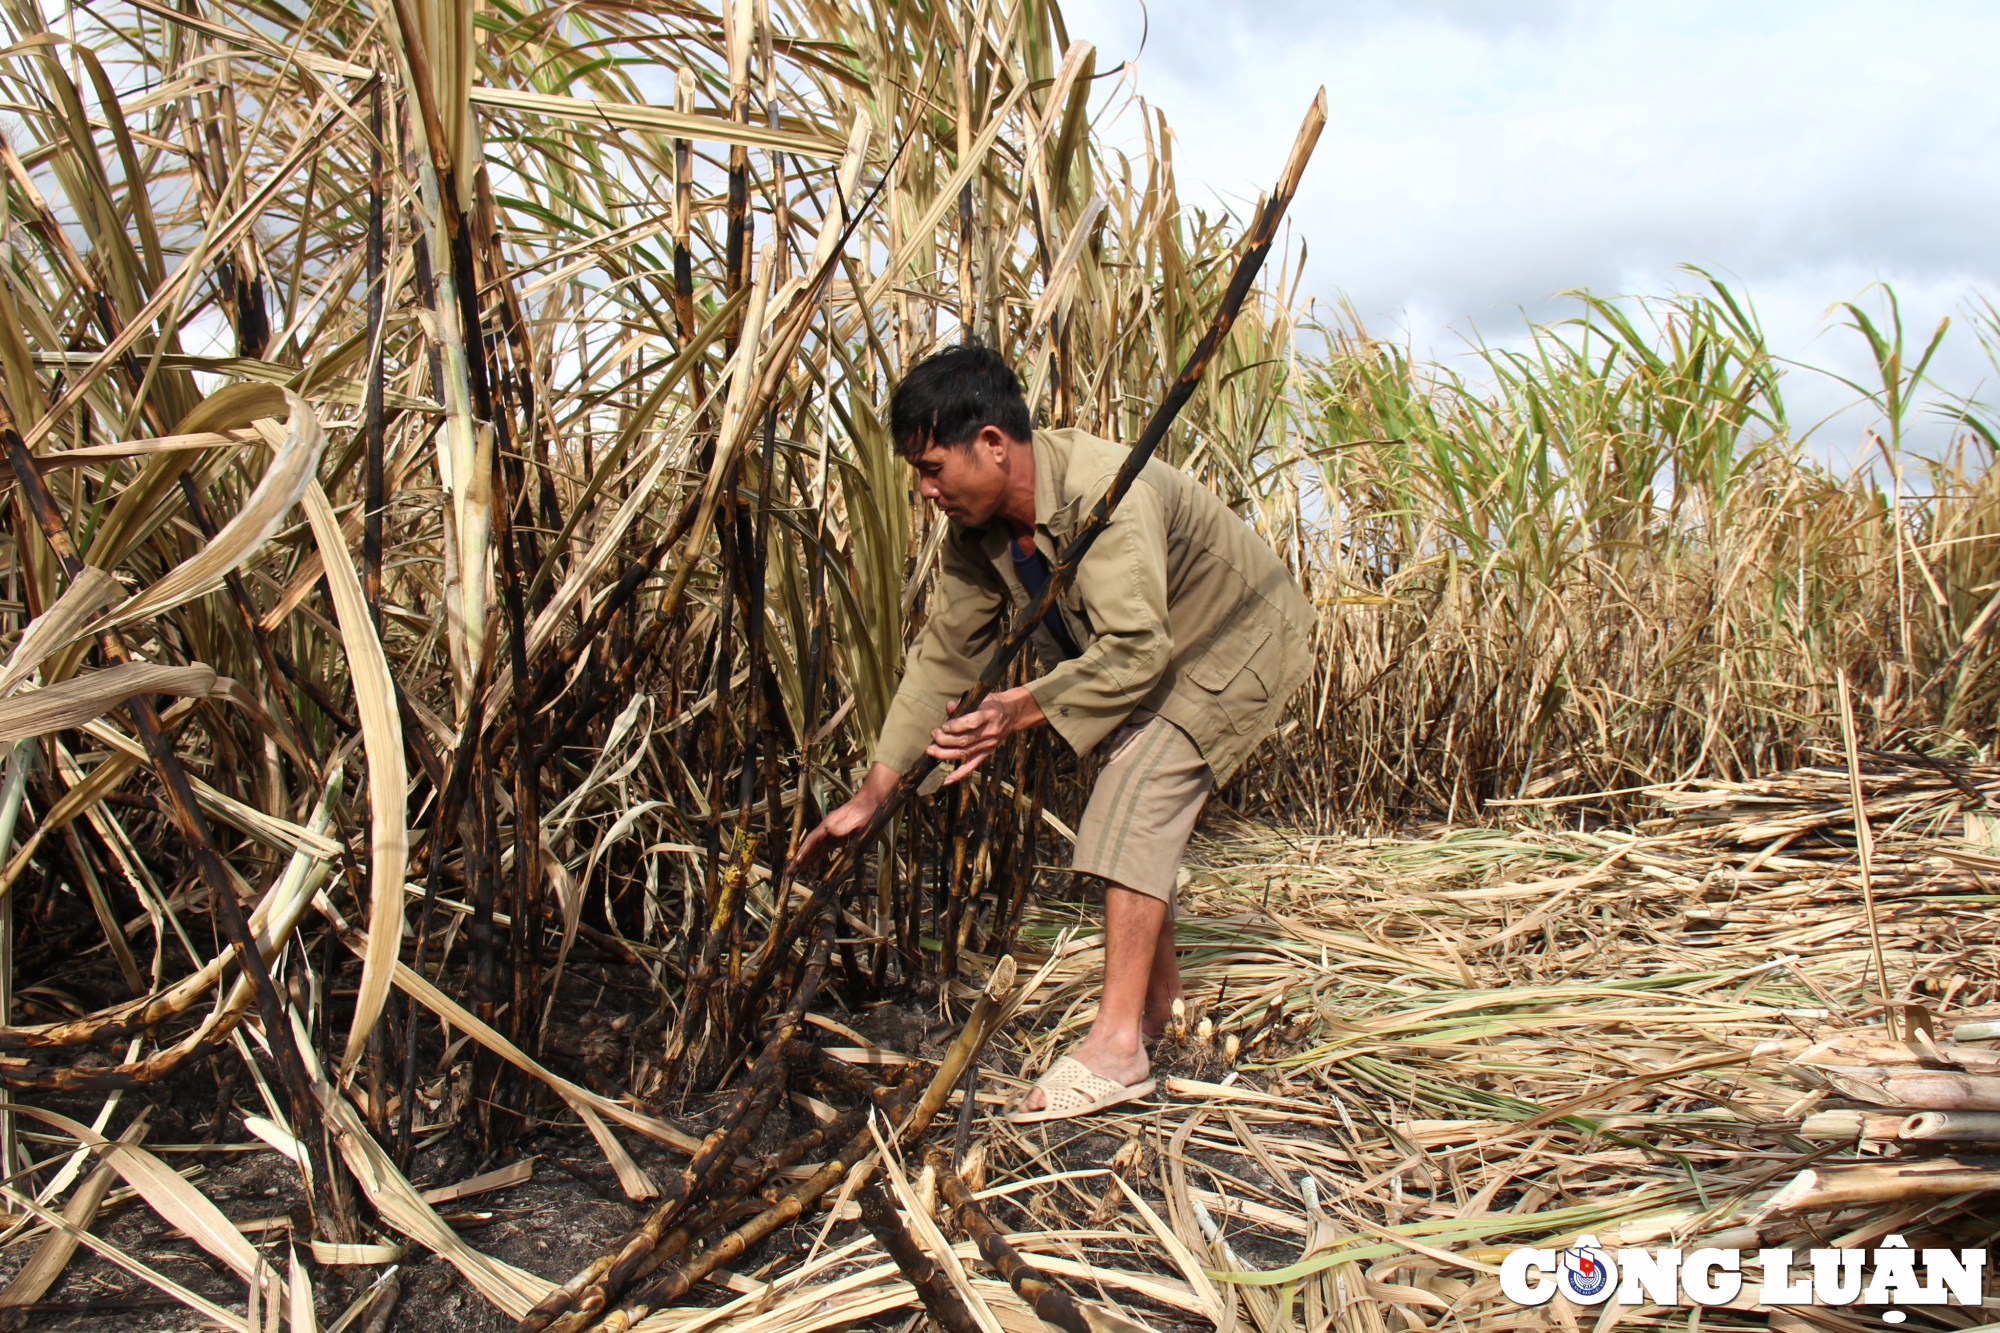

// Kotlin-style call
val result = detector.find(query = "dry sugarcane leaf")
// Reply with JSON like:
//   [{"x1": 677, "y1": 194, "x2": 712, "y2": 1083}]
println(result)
[
  {"x1": 316, "y1": 1081, "x2": 553, "y2": 1318},
  {"x1": 78, "y1": 715, "x2": 343, "y2": 858},
  {"x1": 575, "y1": 1103, "x2": 662, "y2": 1200},
  {"x1": 0, "y1": 427, "x2": 256, "y2": 485},
  {"x1": 1110, "y1": 1174, "x2": 1226, "y2": 1321},
  {"x1": 83, "y1": 390, "x2": 326, "y2": 640},
  {"x1": 0, "y1": 661, "x2": 228, "y2": 742},
  {"x1": 12, "y1": 1104, "x2": 267, "y2": 1284},
  {"x1": 466, "y1": 86, "x2": 844, "y2": 156},
  {"x1": 0, "y1": 1164, "x2": 252, "y2": 1333},
  {"x1": 303, "y1": 479, "x2": 407, "y2": 1070},
  {"x1": 289, "y1": 1244, "x2": 318, "y2": 1333},
  {"x1": 0, "y1": 1108, "x2": 150, "y2": 1317},
  {"x1": 255, "y1": 414, "x2": 431, "y2": 633},
  {"x1": 206, "y1": 674, "x2": 315, "y2": 772},
  {"x1": 0, "y1": 564, "x2": 120, "y2": 698},
  {"x1": 416, "y1": 1157, "x2": 535, "y2": 1205}
]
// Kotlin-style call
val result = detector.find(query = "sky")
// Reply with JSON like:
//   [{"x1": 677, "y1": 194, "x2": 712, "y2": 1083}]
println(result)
[{"x1": 1057, "y1": 0, "x2": 2000, "y2": 465}]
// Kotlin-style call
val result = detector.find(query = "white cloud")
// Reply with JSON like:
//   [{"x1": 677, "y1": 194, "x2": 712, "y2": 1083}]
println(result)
[{"x1": 1060, "y1": 0, "x2": 2000, "y2": 463}]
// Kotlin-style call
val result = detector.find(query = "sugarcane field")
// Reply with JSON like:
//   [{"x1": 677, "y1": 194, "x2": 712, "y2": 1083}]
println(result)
[{"x1": 0, "y1": 0, "x2": 1995, "y2": 1329}]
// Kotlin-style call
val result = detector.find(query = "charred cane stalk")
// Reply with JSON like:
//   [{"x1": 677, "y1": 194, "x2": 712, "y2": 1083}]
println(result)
[
  {"x1": 932, "y1": 1149, "x2": 1141, "y2": 1333},
  {"x1": 857, "y1": 1179, "x2": 982, "y2": 1333}
]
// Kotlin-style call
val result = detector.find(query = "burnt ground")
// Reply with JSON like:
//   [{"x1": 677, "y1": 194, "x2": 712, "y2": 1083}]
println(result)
[
  {"x1": 0, "y1": 828, "x2": 1327, "y2": 1333},
  {"x1": 0, "y1": 943, "x2": 1303, "y2": 1333}
]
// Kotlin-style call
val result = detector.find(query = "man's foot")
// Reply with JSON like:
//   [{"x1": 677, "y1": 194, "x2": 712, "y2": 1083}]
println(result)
[{"x1": 1017, "y1": 1034, "x2": 1149, "y2": 1115}]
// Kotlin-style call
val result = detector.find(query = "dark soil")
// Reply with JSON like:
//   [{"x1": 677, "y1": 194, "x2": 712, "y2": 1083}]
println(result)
[{"x1": 0, "y1": 875, "x2": 1309, "y2": 1333}]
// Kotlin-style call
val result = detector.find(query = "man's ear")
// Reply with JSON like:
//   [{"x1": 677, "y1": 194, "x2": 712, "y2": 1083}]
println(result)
[{"x1": 979, "y1": 423, "x2": 1011, "y2": 461}]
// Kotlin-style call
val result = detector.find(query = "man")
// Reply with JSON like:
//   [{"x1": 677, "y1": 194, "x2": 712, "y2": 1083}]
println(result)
[{"x1": 795, "y1": 345, "x2": 1313, "y2": 1122}]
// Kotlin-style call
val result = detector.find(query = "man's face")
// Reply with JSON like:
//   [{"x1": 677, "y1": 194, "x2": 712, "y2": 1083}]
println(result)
[{"x1": 908, "y1": 426, "x2": 1010, "y2": 526}]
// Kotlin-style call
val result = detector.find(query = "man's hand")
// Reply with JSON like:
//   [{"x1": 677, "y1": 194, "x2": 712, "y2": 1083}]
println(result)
[
  {"x1": 926, "y1": 686, "x2": 1046, "y2": 784},
  {"x1": 791, "y1": 762, "x2": 901, "y2": 874}
]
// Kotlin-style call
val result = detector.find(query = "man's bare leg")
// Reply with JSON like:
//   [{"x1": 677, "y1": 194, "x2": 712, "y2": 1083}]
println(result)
[{"x1": 1021, "y1": 885, "x2": 1178, "y2": 1111}]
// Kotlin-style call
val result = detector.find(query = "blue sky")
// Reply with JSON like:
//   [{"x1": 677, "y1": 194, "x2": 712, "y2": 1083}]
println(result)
[{"x1": 1058, "y1": 0, "x2": 2000, "y2": 463}]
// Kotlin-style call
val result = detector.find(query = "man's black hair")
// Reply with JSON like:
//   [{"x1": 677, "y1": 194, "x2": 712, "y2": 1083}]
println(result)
[{"x1": 888, "y1": 344, "x2": 1032, "y2": 458}]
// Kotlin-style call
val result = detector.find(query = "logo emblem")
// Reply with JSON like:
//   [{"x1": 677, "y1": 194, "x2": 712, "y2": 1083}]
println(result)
[{"x1": 1557, "y1": 1236, "x2": 1617, "y2": 1304}]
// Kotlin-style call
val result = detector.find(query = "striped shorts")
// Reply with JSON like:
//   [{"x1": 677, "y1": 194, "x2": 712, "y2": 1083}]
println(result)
[{"x1": 1071, "y1": 713, "x2": 1213, "y2": 907}]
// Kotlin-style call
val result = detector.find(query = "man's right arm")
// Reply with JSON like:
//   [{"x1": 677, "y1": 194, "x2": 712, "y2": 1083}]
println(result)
[
  {"x1": 793, "y1": 535, "x2": 1003, "y2": 872},
  {"x1": 790, "y1": 760, "x2": 900, "y2": 871}
]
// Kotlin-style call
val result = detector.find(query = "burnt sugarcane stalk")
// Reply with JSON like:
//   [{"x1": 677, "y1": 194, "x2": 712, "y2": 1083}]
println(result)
[
  {"x1": 663, "y1": 814, "x2": 757, "y2": 1084},
  {"x1": 542, "y1": 1081, "x2": 907, "y2": 1333},
  {"x1": 472, "y1": 174, "x2": 546, "y2": 1049},
  {"x1": 397, "y1": 624, "x2": 500, "y2": 1162},
  {"x1": 0, "y1": 407, "x2": 355, "y2": 1240},
  {"x1": 994, "y1": 731, "x2": 1048, "y2": 953},
  {"x1": 671, "y1": 68, "x2": 698, "y2": 348},
  {"x1": 521, "y1": 903, "x2": 840, "y2": 1333},
  {"x1": 589, "y1": 1094, "x2": 899, "y2": 1333},
  {"x1": 586, "y1": 956, "x2": 1015, "y2": 1332},
  {"x1": 932, "y1": 1150, "x2": 1131, "y2": 1333},
  {"x1": 789, "y1": 91, "x2": 1326, "y2": 891},
  {"x1": 468, "y1": 750, "x2": 501, "y2": 1147},
  {"x1": 940, "y1": 780, "x2": 970, "y2": 983},
  {"x1": 596, "y1": 998, "x2": 1007, "y2": 1333},
  {"x1": 516, "y1": 1067, "x2": 788, "y2": 1333},
  {"x1": 857, "y1": 1179, "x2": 983, "y2": 1333}
]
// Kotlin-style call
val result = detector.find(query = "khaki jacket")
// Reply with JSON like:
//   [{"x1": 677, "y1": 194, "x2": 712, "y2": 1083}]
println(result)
[{"x1": 871, "y1": 428, "x2": 1314, "y2": 785}]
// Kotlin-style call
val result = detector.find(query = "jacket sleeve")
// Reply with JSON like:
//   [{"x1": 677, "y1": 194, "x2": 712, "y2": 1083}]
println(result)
[
  {"x1": 1024, "y1": 478, "x2": 1173, "y2": 759},
  {"x1": 869, "y1": 532, "x2": 1007, "y2": 774}
]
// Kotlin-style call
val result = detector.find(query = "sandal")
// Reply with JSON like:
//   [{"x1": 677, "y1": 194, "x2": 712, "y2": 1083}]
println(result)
[{"x1": 1005, "y1": 1055, "x2": 1157, "y2": 1124}]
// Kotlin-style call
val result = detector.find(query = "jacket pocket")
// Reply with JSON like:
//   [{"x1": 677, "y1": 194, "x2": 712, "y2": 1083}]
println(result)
[
  {"x1": 1185, "y1": 618, "x2": 1280, "y2": 734},
  {"x1": 1186, "y1": 619, "x2": 1272, "y2": 692}
]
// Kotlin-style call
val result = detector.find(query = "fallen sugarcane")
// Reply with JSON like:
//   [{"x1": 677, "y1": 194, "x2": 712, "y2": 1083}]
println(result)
[
  {"x1": 514, "y1": 954, "x2": 1020, "y2": 1333},
  {"x1": 932, "y1": 1147, "x2": 1147, "y2": 1333},
  {"x1": 855, "y1": 1178, "x2": 983, "y2": 1333}
]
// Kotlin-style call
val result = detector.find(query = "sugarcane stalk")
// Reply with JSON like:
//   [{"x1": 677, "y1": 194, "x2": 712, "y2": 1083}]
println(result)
[
  {"x1": 363, "y1": 78, "x2": 387, "y2": 626},
  {"x1": 519, "y1": 902, "x2": 840, "y2": 1333},
  {"x1": 791, "y1": 91, "x2": 1327, "y2": 891},
  {"x1": 397, "y1": 618, "x2": 501, "y2": 1162},
  {"x1": 995, "y1": 730, "x2": 1048, "y2": 953},
  {"x1": 671, "y1": 67, "x2": 698, "y2": 348},
  {"x1": 941, "y1": 781, "x2": 970, "y2": 983},
  {"x1": 541, "y1": 1080, "x2": 906, "y2": 1333},
  {"x1": 517, "y1": 1067, "x2": 788, "y2": 1333},
  {"x1": 933, "y1": 1149, "x2": 1144, "y2": 1333},
  {"x1": 896, "y1": 954, "x2": 1018, "y2": 1147},
  {"x1": 588, "y1": 1107, "x2": 882, "y2": 1332},
  {"x1": 0, "y1": 403, "x2": 354, "y2": 1240},
  {"x1": 472, "y1": 173, "x2": 546, "y2": 1055},
  {"x1": 857, "y1": 1179, "x2": 983, "y2": 1333}
]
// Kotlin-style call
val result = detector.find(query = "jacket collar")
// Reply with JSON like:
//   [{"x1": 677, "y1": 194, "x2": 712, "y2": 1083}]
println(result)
[
  {"x1": 1031, "y1": 430, "x2": 1063, "y2": 533},
  {"x1": 1031, "y1": 430, "x2": 1089, "y2": 550}
]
